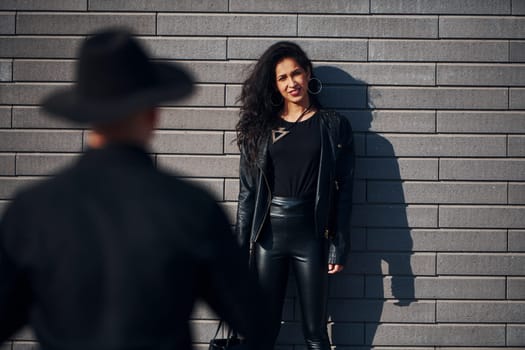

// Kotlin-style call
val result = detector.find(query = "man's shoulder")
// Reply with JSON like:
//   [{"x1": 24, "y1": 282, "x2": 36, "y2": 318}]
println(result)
[
  {"x1": 156, "y1": 169, "x2": 219, "y2": 204},
  {"x1": 154, "y1": 170, "x2": 232, "y2": 242},
  {"x1": 154, "y1": 169, "x2": 227, "y2": 222},
  {"x1": 8, "y1": 169, "x2": 69, "y2": 205}
]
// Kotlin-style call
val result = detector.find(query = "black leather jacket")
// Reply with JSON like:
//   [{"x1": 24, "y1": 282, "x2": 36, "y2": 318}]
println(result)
[{"x1": 236, "y1": 110, "x2": 355, "y2": 265}]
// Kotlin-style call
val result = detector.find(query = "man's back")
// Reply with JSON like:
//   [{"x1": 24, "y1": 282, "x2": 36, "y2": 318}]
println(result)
[{"x1": 0, "y1": 144, "x2": 257, "y2": 349}]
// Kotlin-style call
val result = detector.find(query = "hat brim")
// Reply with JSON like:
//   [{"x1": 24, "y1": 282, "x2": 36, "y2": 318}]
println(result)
[{"x1": 42, "y1": 62, "x2": 194, "y2": 124}]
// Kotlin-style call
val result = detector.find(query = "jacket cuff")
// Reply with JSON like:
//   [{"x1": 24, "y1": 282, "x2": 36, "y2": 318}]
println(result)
[{"x1": 328, "y1": 242, "x2": 348, "y2": 265}]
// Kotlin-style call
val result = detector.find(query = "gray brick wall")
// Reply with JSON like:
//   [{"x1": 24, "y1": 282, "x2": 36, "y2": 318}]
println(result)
[{"x1": 0, "y1": 1, "x2": 523, "y2": 349}]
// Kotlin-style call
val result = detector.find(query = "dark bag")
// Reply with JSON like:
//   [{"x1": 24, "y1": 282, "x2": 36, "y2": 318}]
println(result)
[{"x1": 208, "y1": 321, "x2": 247, "y2": 350}]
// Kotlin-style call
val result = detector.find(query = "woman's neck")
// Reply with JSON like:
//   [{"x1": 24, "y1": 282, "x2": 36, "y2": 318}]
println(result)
[{"x1": 282, "y1": 100, "x2": 311, "y2": 119}]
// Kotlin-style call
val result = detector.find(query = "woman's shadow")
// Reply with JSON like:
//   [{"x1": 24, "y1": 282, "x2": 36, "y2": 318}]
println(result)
[{"x1": 314, "y1": 66, "x2": 416, "y2": 349}]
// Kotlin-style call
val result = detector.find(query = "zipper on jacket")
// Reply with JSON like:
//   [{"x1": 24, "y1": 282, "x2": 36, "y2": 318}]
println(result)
[
  {"x1": 253, "y1": 167, "x2": 272, "y2": 242},
  {"x1": 318, "y1": 113, "x2": 338, "y2": 237},
  {"x1": 314, "y1": 117, "x2": 326, "y2": 235}
]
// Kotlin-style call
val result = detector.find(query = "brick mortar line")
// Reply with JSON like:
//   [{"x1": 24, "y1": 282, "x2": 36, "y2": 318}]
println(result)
[
  {"x1": 9, "y1": 105, "x2": 13, "y2": 128},
  {"x1": 295, "y1": 13, "x2": 298, "y2": 37},
  {"x1": 366, "y1": 38, "x2": 371, "y2": 62},
  {"x1": 434, "y1": 62, "x2": 438, "y2": 87},
  {"x1": 223, "y1": 84, "x2": 227, "y2": 109},
  {"x1": 225, "y1": 36, "x2": 228, "y2": 60},
  {"x1": 13, "y1": 150, "x2": 16, "y2": 176},
  {"x1": 434, "y1": 296, "x2": 438, "y2": 323},
  {"x1": 505, "y1": 322, "x2": 508, "y2": 346},
  {"x1": 433, "y1": 110, "x2": 437, "y2": 134},
  {"x1": 508, "y1": 39, "x2": 511, "y2": 63},
  {"x1": 437, "y1": 14, "x2": 440, "y2": 39},
  {"x1": 506, "y1": 228, "x2": 510, "y2": 254},
  {"x1": 222, "y1": 178, "x2": 226, "y2": 202},
  {"x1": 81, "y1": 130, "x2": 85, "y2": 152},
  {"x1": 437, "y1": 157, "x2": 440, "y2": 181},
  {"x1": 13, "y1": 9, "x2": 17, "y2": 36},
  {"x1": 221, "y1": 131, "x2": 225, "y2": 155}
]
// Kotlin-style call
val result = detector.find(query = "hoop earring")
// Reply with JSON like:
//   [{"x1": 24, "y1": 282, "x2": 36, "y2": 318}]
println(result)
[
  {"x1": 308, "y1": 77, "x2": 322, "y2": 95},
  {"x1": 270, "y1": 92, "x2": 283, "y2": 107}
]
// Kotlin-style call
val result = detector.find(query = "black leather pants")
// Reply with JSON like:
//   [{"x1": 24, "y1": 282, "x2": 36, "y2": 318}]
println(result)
[{"x1": 254, "y1": 196, "x2": 330, "y2": 350}]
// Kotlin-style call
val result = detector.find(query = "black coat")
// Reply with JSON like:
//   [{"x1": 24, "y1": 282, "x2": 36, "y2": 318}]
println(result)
[
  {"x1": 0, "y1": 144, "x2": 262, "y2": 350},
  {"x1": 236, "y1": 110, "x2": 355, "y2": 265}
]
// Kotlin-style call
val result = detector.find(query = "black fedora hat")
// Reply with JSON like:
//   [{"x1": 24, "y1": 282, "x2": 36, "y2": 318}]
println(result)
[{"x1": 42, "y1": 28, "x2": 194, "y2": 124}]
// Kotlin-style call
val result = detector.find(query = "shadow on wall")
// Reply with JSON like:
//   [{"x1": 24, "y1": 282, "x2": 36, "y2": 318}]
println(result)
[{"x1": 314, "y1": 66, "x2": 416, "y2": 349}]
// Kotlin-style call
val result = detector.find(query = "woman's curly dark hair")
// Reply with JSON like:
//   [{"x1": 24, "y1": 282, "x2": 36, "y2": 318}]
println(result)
[{"x1": 236, "y1": 41, "x2": 321, "y2": 165}]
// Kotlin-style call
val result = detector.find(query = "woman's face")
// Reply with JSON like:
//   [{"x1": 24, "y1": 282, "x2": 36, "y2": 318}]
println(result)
[{"x1": 274, "y1": 57, "x2": 310, "y2": 106}]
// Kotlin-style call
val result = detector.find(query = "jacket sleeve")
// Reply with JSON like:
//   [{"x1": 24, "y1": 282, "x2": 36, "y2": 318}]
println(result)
[
  {"x1": 328, "y1": 115, "x2": 355, "y2": 265},
  {"x1": 235, "y1": 148, "x2": 257, "y2": 261}
]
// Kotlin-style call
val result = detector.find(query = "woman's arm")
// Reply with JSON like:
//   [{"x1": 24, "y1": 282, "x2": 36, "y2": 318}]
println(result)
[
  {"x1": 328, "y1": 115, "x2": 355, "y2": 266},
  {"x1": 235, "y1": 149, "x2": 257, "y2": 263}
]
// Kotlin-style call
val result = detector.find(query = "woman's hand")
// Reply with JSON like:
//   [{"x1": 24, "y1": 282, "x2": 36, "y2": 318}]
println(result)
[{"x1": 328, "y1": 264, "x2": 344, "y2": 274}]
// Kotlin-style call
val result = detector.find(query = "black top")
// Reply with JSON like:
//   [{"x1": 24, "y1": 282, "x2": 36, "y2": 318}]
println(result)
[{"x1": 269, "y1": 113, "x2": 321, "y2": 197}]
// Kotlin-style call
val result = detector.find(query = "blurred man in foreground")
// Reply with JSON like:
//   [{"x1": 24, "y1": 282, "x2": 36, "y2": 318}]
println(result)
[{"x1": 0, "y1": 28, "x2": 262, "y2": 349}]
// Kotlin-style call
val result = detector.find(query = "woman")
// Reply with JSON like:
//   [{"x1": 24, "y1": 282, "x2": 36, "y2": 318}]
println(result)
[{"x1": 235, "y1": 42, "x2": 354, "y2": 350}]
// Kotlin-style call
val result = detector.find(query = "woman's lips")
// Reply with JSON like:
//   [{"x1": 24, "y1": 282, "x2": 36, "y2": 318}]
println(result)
[{"x1": 288, "y1": 88, "x2": 301, "y2": 97}]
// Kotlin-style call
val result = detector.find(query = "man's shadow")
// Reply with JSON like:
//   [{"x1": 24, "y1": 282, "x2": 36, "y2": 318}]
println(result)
[{"x1": 314, "y1": 66, "x2": 416, "y2": 349}]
